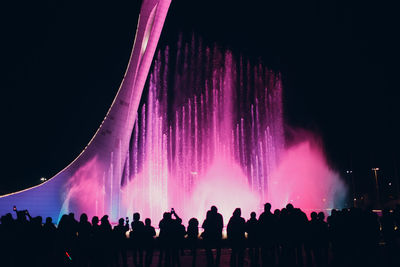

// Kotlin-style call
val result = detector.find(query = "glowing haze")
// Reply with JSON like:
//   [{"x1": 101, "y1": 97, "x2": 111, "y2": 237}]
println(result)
[
  {"x1": 62, "y1": 36, "x2": 346, "y2": 224},
  {"x1": 114, "y1": 36, "x2": 345, "y2": 223},
  {"x1": 268, "y1": 137, "x2": 347, "y2": 214},
  {"x1": 0, "y1": 33, "x2": 346, "y2": 224}
]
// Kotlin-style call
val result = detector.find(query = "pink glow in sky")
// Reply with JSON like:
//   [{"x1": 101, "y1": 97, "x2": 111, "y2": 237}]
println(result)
[{"x1": 268, "y1": 137, "x2": 347, "y2": 214}]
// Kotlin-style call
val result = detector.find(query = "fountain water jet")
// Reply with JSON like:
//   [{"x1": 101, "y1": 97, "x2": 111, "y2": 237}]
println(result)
[
  {"x1": 0, "y1": 17, "x2": 346, "y2": 222},
  {"x1": 120, "y1": 36, "x2": 284, "y2": 223}
]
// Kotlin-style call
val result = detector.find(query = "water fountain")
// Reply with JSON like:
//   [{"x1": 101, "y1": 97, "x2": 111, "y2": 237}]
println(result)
[
  {"x1": 0, "y1": 1, "x2": 346, "y2": 223},
  {"x1": 120, "y1": 35, "x2": 284, "y2": 222}
]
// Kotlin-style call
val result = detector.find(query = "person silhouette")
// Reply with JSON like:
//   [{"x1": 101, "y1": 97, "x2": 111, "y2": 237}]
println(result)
[
  {"x1": 90, "y1": 216, "x2": 101, "y2": 266},
  {"x1": 0, "y1": 213, "x2": 15, "y2": 267},
  {"x1": 30, "y1": 215, "x2": 44, "y2": 266},
  {"x1": 158, "y1": 209, "x2": 183, "y2": 267},
  {"x1": 143, "y1": 218, "x2": 156, "y2": 267},
  {"x1": 42, "y1": 216, "x2": 57, "y2": 266},
  {"x1": 113, "y1": 218, "x2": 129, "y2": 267},
  {"x1": 316, "y1": 212, "x2": 328, "y2": 267},
  {"x1": 246, "y1": 212, "x2": 259, "y2": 267},
  {"x1": 227, "y1": 208, "x2": 246, "y2": 267},
  {"x1": 202, "y1": 206, "x2": 223, "y2": 267},
  {"x1": 187, "y1": 218, "x2": 199, "y2": 267},
  {"x1": 258, "y1": 203, "x2": 276, "y2": 267},
  {"x1": 43, "y1": 216, "x2": 57, "y2": 235},
  {"x1": 158, "y1": 212, "x2": 171, "y2": 267},
  {"x1": 131, "y1": 212, "x2": 145, "y2": 267},
  {"x1": 171, "y1": 209, "x2": 184, "y2": 267},
  {"x1": 77, "y1": 213, "x2": 92, "y2": 267},
  {"x1": 99, "y1": 215, "x2": 113, "y2": 267}
]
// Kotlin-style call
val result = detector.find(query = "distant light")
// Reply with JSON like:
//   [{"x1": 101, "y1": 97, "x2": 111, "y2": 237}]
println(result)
[
  {"x1": 322, "y1": 198, "x2": 326, "y2": 202},
  {"x1": 372, "y1": 168, "x2": 380, "y2": 171},
  {"x1": 389, "y1": 182, "x2": 392, "y2": 186},
  {"x1": 190, "y1": 171, "x2": 198, "y2": 175},
  {"x1": 346, "y1": 170, "x2": 353, "y2": 174},
  {"x1": 353, "y1": 198, "x2": 357, "y2": 201},
  {"x1": 65, "y1": 251, "x2": 72, "y2": 261},
  {"x1": 40, "y1": 177, "x2": 47, "y2": 182}
]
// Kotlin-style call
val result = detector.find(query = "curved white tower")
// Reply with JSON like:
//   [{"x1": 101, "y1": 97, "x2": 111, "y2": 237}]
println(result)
[{"x1": 0, "y1": 0, "x2": 171, "y2": 222}]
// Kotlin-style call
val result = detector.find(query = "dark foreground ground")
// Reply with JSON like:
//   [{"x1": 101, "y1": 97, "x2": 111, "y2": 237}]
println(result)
[
  {"x1": 114, "y1": 245, "x2": 397, "y2": 267},
  {"x1": 124, "y1": 248, "x2": 232, "y2": 267}
]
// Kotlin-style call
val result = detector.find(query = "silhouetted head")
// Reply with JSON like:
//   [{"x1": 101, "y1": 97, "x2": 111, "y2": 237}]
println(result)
[
  {"x1": 206, "y1": 210, "x2": 212, "y2": 220},
  {"x1": 281, "y1": 208, "x2": 287, "y2": 216},
  {"x1": 233, "y1": 208, "x2": 241, "y2": 217},
  {"x1": 92, "y1": 216, "x2": 99, "y2": 225},
  {"x1": 145, "y1": 218, "x2": 151, "y2": 226},
  {"x1": 2, "y1": 213, "x2": 13, "y2": 225},
  {"x1": 250, "y1": 212, "x2": 256, "y2": 219},
  {"x1": 274, "y1": 209, "x2": 280, "y2": 216},
  {"x1": 16, "y1": 210, "x2": 27, "y2": 221},
  {"x1": 35, "y1": 216, "x2": 43, "y2": 225},
  {"x1": 311, "y1": 212, "x2": 318, "y2": 220},
  {"x1": 58, "y1": 214, "x2": 68, "y2": 228},
  {"x1": 118, "y1": 218, "x2": 125, "y2": 225},
  {"x1": 211, "y1": 206, "x2": 218, "y2": 213},
  {"x1": 317, "y1": 212, "x2": 325, "y2": 221},
  {"x1": 264, "y1": 203, "x2": 271, "y2": 212},
  {"x1": 69, "y1": 213, "x2": 75, "y2": 220},
  {"x1": 45, "y1": 217, "x2": 52, "y2": 224},
  {"x1": 189, "y1": 218, "x2": 199, "y2": 227},
  {"x1": 101, "y1": 215, "x2": 109, "y2": 224},
  {"x1": 163, "y1": 212, "x2": 169, "y2": 220},
  {"x1": 286, "y1": 203, "x2": 294, "y2": 211},
  {"x1": 133, "y1": 212, "x2": 140, "y2": 221},
  {"x1": 80, "y1": 213, "x2": 88, "y2": 223}
]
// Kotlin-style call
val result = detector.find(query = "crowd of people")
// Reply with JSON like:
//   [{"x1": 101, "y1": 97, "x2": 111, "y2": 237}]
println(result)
[{"x1": 1, "y1": 203, "x2": 400, "y2": 267}]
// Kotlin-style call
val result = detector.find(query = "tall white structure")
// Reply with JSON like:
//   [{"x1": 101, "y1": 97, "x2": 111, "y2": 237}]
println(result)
[{"x1": 0, "y1": 0, "x2": 171, "y2": 222}]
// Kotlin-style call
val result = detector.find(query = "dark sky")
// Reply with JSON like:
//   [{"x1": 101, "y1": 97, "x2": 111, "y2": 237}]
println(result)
[{"x1": 1, "y1": 0, "x2": 399, "y2": 199}]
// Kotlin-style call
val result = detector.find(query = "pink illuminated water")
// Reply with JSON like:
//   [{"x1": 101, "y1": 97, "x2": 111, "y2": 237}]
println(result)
[
  {"x1": 63, "y1": 36, "x2": 346, "y2": 224},
  {"x1": 268, "y1": 136, "x2": 347, "y2": 214},
  {"x1": 121, "y1": 36, "x2": 285, "y2": 223}
]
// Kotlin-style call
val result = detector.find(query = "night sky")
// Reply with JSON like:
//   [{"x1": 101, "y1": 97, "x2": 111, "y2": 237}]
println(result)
[{"x1": 1, "y1": 0, "x2": 399, "y2": 201}]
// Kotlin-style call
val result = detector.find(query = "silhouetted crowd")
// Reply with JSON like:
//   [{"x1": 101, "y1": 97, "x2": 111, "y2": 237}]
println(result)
[{"x1": 2, "y1": 204, "x2": 400, "y2": 267}]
